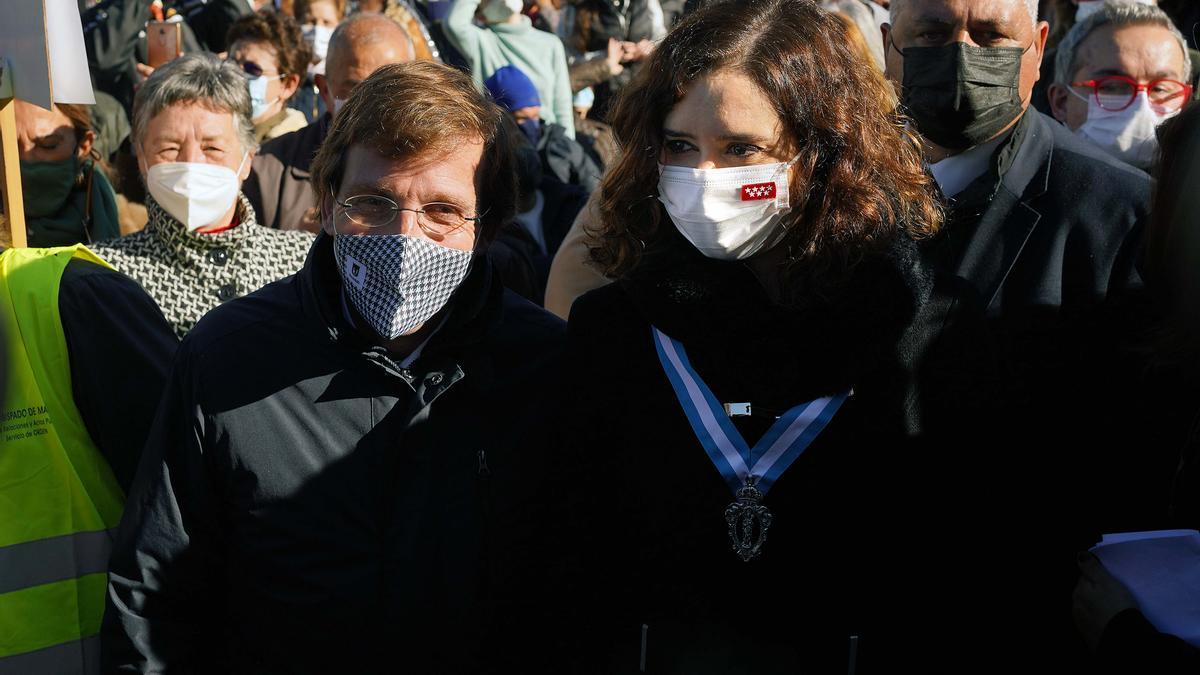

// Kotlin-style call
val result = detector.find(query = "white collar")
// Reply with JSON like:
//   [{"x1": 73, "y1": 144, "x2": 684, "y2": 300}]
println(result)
[{"x1": 927, "y1": 133, "x2": 1009, "y2": 199}]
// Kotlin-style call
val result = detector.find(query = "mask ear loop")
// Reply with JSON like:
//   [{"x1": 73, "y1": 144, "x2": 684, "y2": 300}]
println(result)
[{"x1": 235, "y1": 150, "x2": 250, "y2": 176}]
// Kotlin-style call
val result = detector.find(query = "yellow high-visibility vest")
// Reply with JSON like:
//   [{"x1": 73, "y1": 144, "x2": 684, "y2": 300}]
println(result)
[{"x1": 0, "y1": 246, "x2": 125, "y2": 673}]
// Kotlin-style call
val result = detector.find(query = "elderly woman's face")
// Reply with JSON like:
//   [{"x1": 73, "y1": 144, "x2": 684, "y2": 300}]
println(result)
[
  {"x1": 139, "y1": 102, "x2": 251, "y2": 181},
  {"x1": 661, "y1": 69, "x2": 791, "y2": 169}
]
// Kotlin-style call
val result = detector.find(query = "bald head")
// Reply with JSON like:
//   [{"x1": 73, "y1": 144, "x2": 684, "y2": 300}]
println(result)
[
  {"x1": 319, "y1": 13, "x2": 416, "y2": 111},
  {"x1": 889, "y1": 0, "x2": 1038, "y2": 30}
]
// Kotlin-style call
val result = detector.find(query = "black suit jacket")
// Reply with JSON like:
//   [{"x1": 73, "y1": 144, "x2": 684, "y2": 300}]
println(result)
[
  {"x1": 925, "y1": 111, "x2": 1153, "y2": 668},
  {"x1": 929, "y1": 110, "x2": 1148, "y2": 321}
]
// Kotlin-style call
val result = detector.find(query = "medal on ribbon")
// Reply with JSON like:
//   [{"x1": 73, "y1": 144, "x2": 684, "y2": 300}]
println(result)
[{"x1": 652, "y1": 327, "x2": 848, "y2": 562}]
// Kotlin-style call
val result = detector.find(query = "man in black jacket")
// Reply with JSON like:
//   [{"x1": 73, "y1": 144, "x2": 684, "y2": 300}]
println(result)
[
  {"x1": 885, "y1": 0, "x2": 1147, "y2": 321},
  {"x1": 885, "y1": 0, "x2": 1152, "y2": 667},
  {"x1": 103, "y1": 61, "x2": 567, "y2": 673},
  {"x1": 884, "y1": 0, "x2": 1148, "y2": 426}
]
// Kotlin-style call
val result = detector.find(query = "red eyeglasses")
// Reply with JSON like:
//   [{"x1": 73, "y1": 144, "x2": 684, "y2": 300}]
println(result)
[{"x1": 1072, "y1": 75, "x2": 1193, "y2": 115}]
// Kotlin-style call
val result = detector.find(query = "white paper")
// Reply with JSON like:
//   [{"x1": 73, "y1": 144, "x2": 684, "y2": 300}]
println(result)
[
  {"x1": 44, "y1": 0, "x2": 96, "y2": 105},
  {"x1": 1092, "y1": 530, "x2": 1200, "y2": 648}
]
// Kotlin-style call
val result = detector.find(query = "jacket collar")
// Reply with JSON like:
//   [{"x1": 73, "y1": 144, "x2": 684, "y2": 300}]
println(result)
[
  {"x1": 254, "y1": 107, "x2": 291, "y2": 142},
  {"x1": 144, "y1": 192, "x2": 262, "y2": 255},
  {"x1": 620, "y1": 229, "x2": 934, "y2": 405},
  {"x1": 953, "y1": 110, "x2": 1053, "y2": 313}
]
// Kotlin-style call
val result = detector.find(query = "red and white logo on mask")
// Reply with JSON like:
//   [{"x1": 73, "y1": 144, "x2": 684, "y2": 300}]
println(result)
[{"x1": 741, "y1": 182, "x2": 776, "y2": 201}]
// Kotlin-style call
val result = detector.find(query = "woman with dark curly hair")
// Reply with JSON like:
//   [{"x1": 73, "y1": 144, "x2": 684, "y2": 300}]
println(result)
[
  {"x1": 226, "y1": 9, "x2": 313, "y2": 141},
  {"x1": 558, "y1": 0, "x2": 1015, "y2": 671}
]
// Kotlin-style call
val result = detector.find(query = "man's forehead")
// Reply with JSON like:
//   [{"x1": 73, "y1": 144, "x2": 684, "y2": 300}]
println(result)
[
  {"x1": 1078, "y1": 24, "x2": 1188, "y2": 77},
  {"x1": 331, "y1": 43, "x2": 407, "y2": 82},
  {"x1": 341, "y1": 142, "x2": 483, "y2": 195},
  {"x1": 897, "y1": 0, "x2": 1029, "y2": 28}
]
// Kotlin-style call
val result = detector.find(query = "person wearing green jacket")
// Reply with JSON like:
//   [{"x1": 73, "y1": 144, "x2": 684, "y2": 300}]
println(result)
[
  {"x1": 6, "y1": 101, "x2": 120, "y2": 249},
  {"x1": 444, "y1": 0, "x2": 576, "y2": 138}
]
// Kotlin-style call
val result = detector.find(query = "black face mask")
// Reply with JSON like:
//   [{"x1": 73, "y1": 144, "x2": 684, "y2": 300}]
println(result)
[{"x1": 895, "y1": 40, "x2": 1030, "y2": 150}]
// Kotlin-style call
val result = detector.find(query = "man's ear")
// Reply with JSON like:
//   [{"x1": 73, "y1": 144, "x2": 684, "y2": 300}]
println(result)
[
  {"x1": 320, "y1": 193, "x2": 336, "y2": 236},
  {"x1": 882, "y1": 22, "x2": 903, "y2": 84},
  {"x1": 315, "y1": 73, "x2": 332, "y2": 110}
]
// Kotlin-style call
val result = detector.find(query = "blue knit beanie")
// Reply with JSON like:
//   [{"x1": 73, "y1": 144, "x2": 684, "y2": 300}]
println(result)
[{"x1": 484, "y1": 65, "x2": 541, "y2": 112}]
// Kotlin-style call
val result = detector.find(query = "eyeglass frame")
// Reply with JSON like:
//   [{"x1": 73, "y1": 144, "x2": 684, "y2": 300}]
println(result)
[
  {"x1": 227, "y1": 57, "x2": 281, "y2": 80},
  {"x1": 329, "y1": 189, "x2": 485, "y2": 239},
  {"x1": 1070, "y1": 75, "x2": 1194, "y2": 113}
]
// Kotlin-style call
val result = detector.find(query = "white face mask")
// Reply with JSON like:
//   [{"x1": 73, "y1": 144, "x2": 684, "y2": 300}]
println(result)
[
  {"x1": 248, "y1": 74, "x2": 282, "y2": 120},
  {"x1": 144, "y1": 153, "x2": 248, "y2": 231},
  {"x1": 1070, "y1": 89, "x2": 1174, "y2": 169},
  {"x1": 657, "y1": 157, "x2": 797, "y2": 260},
  {"x1": 334, "y1": 233, "x2": 474, "y2": 339},
  {"x1": 1075, "y1": 0, "x2": 1154, "y2": 22},
  {"x1": 302, "y1": 24, "x2": 334, "y2": 61},
  {"x1": 481, "y1": 0, "x2": 523, "y2": 23}
]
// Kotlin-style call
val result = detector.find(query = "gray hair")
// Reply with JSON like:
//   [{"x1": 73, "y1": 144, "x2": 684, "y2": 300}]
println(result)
[
  {"x1": 821, "y1": 0, "x2": 886, "y2": 69},
  {"x1": 326, "y1": 12, "x2": 415, "y2": 77},
  {"x1": 132, "y1": 52, "x2": 256, "y2": 153},
  {"x1": 890, "y1": 0, "x2": 1039, "y2": 30},
  {"x1": 1054, "y1": 1, "x2": 1192, "y2": 86}
]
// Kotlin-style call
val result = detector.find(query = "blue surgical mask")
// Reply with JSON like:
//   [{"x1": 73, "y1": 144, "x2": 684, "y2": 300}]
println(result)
[
  {"x1": 518, "y1": 118, "x2": 542, "y2": 146},
  {"x1": 248, "y1": 74, "x2": 282, "y2": 120}
]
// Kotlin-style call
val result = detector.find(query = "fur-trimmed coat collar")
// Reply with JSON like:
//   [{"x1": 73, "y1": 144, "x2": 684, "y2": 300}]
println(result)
[{"x1": 618, "y1": 233, "x2": 935, "y2": 408}]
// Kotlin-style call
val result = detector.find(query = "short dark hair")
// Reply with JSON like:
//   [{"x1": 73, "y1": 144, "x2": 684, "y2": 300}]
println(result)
[
  {"x1": 226, "y1": 9, "x2": 313, "y2": 84},
  {"x1": 310, "y1": 60, "x2": 516, "y2": 242}
]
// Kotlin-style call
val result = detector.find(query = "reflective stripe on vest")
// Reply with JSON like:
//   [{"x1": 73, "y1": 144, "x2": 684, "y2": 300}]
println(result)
[
  {"x1": 0, "y1": 246, "x2": 125, "y2": 667},
  {"x1": 0, "y1": 633, "x2": 100, "y2": 675}
]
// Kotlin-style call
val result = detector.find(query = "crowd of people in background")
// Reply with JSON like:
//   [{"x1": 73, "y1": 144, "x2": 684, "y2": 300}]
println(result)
[{"x1": 3, "y1": 0, "x2": 1200, "y2": 672}]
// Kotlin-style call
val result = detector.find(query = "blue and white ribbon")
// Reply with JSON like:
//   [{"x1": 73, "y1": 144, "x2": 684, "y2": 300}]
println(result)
[{"x1": 652, "y1": 327, "x2": 848, "y2": 496}]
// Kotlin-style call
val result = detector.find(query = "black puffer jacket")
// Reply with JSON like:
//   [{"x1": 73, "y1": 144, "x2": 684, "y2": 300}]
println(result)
[
  {"x1": 559, "y1": 232, "x2": 1033, "y2": 674},
  {"x1": 103, "y1": 233, "x2": 567, "y2": 674}
]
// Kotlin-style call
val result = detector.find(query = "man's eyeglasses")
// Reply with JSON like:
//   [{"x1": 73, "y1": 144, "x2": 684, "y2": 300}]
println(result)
[
  {"x1": 333, "y1": 193, "x2": 483, "y2": 238},
  {"x1": 1071, "y1": 75, "x2": 1193, "y2": 115}
]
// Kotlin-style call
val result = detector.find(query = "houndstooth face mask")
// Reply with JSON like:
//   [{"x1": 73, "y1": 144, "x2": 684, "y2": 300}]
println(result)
[{"x1": 334, "y1": 233, "x2": 473, "y2": 340}]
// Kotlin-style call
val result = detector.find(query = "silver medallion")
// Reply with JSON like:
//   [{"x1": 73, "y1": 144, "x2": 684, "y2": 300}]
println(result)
[{"x1": 724, "y1": 484, "x2": 773, "y2": 562}]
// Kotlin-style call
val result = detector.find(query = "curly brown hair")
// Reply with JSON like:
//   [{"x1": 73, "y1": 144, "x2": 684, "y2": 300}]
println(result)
[
  {"x1": 226, "y1": 9, "x2": 314, "y2": 84},
  {"x1": 590, "y1": 0, "x2": 941, "y2": 300}
]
